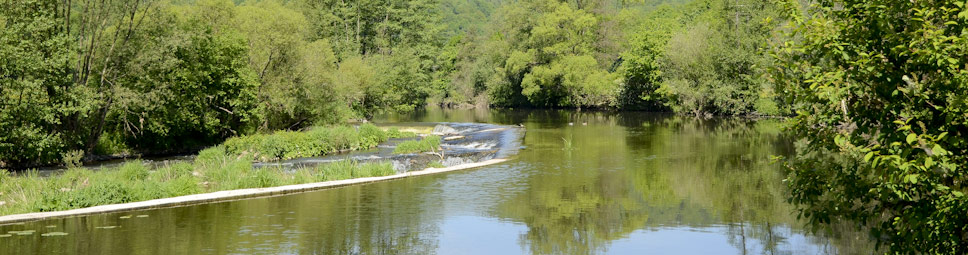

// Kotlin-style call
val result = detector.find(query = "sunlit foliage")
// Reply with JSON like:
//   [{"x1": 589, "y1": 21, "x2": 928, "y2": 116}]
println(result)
[{"x1": 773, "y1": 0, "x2": 968, "y2": 253}]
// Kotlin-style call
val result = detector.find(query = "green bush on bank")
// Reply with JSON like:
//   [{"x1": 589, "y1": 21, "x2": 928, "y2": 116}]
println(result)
[{"x1": 222, "y1": 124, "x2": 412, "y2": 161}]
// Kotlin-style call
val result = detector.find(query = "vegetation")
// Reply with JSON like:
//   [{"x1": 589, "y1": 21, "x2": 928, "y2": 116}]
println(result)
[
  {"x1": 392, "y1": 136, "x2": 442, "y2": 154},
  {"x1": 438, "y1": 0, "x2": 783, "y2": 115},
  {"x1": 0, "y1": 0, "x2": 447, "y2": 168},
  {"x1": 0, "y1": 153, "x2": 396, "y2": 216},
  {"x1": 222, "y1": 124, "x2": 411, "y2": 161},
  {"x1": 2, "y1": 0, "x2": 967, "y2": 251},
  {"x1": 624, "y1": 0, "x2": 781, "y2": 116},
  {"x1": 0, "y1": 0, "x2": 786, "y2": 167},
  {"x1": 774, "y1": 0, "x2": 968, "y2": 253}
]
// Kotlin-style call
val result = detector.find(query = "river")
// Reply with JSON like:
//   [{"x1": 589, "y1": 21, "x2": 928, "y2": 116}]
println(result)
[{"x1": 0, "y1": 109, "x2": 874, "y2": 254}]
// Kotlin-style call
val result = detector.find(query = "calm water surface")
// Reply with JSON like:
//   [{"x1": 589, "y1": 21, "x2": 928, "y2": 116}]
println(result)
[{"x1": 0, "y1": 109, "x2": 874, "y2": 254}]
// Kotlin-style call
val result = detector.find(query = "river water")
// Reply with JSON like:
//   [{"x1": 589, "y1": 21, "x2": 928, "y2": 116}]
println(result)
[{"x1": 0, "y1": 109, "x2": 874, "y2": 254}]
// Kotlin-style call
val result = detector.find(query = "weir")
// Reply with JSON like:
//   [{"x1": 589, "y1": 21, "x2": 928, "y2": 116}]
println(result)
[{"x1": 0, "y1": 123, "x2": 524, "y2": 225}]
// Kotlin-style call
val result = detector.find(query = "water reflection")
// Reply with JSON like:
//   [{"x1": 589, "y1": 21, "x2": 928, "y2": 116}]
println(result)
[{"x1": 0, "y1": 109, "x2": 874, "y2": 254}]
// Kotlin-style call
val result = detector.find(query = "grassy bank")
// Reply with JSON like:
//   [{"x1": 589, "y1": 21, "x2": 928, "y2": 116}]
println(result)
[
  {"x1": 392, "y1": 135, "x2": 442, "y2": 154},
  {"x1": 0, "y1": 156, "x2": 395, "y2": 216},
  {"x1": 224, "y1": 124, "x2": 415, "y2": 161},
  {"x1": 0, "y1": 124, "x2": 415, "y2": 216}
]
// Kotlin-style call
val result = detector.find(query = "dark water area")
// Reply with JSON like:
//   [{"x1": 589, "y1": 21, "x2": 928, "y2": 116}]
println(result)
[{"x1": 0, "y1": 109, "x2": 876, "y2": 254}]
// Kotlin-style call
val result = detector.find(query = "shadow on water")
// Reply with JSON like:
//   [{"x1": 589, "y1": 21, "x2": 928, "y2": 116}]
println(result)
[{"x1": 0, "y1": 108, "x2": 876, "y2": 254}]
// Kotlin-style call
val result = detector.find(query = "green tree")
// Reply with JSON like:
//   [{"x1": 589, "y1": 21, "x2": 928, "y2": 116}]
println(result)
[
  {"x1": 299, "y1": 0, "x2": 443, "y2": 58},
  {"x1": 485, "y1": 0, "x2": 620, "y2": 108},
  {"x1": 237, "y1": 0, "x2": 315, "y2": 129},
  {"x1": 331, "y1": 56, "x2": 376, "y2": 117},
  {"x1": 108, "y1": 2, "x2": 261, "y2": 150},
  {"x1": 774, "y1": 0, "x2": 968, "y2": 253},
  {"x1": 618, "y1": 18, "x2": 672, "y2": 110},
  {"x1": 619, "y1": 0, "x2": 780, "y2": 116},
  {"x1": 0, "y1": 0, "x2": 80, "y2": 166}
]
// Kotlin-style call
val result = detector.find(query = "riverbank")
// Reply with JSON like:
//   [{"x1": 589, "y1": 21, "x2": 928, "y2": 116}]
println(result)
[
  {"x1": 0, "y1": 124, "x2": 406, "y2": 216},
  {"x1": 0, "y1": 122, "x2": 523, "y2": 224},
  {"x1": 0, "y1": 158, "x2": 510, "y2": 225}
]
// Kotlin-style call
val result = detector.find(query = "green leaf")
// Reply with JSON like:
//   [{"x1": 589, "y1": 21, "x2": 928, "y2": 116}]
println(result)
[
  {"x1": 905, "y1": 174, "x2": 919, "y2": 184},
  {"x1": 933, "y1": 144, "x2": 948, "y2": 155},
  {"x1": 906, "y1": 134, "x2": 917, "y2": 144},
  {"x1": 864, "y1": 151, "x2": 874, "y2": 162},
  {"x1": 935, "y1": 132, "x2": 948, "y2": 141}
]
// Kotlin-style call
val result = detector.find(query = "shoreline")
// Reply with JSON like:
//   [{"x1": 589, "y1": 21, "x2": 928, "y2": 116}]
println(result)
[{"x1": 0, "y1": 158, "x2": 510, "y2": 225}]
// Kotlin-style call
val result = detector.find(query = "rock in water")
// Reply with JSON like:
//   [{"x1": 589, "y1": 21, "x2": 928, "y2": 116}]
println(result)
[
  {"x1": 432, "y1": 125, "x2": 458, "y2": 136},
  {"x1": 443, "y1": 136, "x2": 465, "y2": 141}
]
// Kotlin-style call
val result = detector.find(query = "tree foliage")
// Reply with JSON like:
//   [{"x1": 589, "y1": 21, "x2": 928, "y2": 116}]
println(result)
[
  {"x1": 773, "y1": 0, "x2": 968, "y2": 253},
  {"x1": 113, "y1": 2, "x2": 260, "y2": 150},
  {"x1": 619, "y1": 0, "x2": 780, "y2": 116},
  {"x1": 0, "y1": 0, "x2": 451, "y2": 167},
  {"x1": 480, "y1": 0, "x2": 622, "y2": 109},
  {"x1": 0, "y1": 0, "x2": 78, "y2": 166}
]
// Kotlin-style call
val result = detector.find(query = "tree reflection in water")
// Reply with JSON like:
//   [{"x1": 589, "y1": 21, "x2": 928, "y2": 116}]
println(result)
[
  {"x1": 488, "y1": 111, "x2": 876, "y2": 254},
  {"x1": 0, "y1": 109, "x2": 878, "y2": 254}
]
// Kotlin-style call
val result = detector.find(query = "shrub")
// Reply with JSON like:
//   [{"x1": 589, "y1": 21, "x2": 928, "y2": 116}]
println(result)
[
  {"x1": 92, "y1": 131, "x2": 130, "y2": 156},
  {"x1": 358, "y1": 123, "x2": 388, "y2": 148},
  {"x1": 61, "y1": 150, "x2": 84, "y2": 169}
]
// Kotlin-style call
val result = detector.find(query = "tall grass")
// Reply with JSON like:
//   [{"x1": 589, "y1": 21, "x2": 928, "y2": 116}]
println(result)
[
  {"x1": 0, "y1": 154, "x2": 398, "y2": 216},
  {"x1": 393, "y1": 136, "x2": 442, "y2": 154},
  {"x1": 222, "y1": 124, "x2": 413, "y2": 161},
  {"x1": 0, "y1": 124, "x2": 413, "y2": 216}
]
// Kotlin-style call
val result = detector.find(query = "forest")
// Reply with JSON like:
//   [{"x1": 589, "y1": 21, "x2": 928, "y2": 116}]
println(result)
[
  {"x1": 1, "y1": 0, "x2": 967, "y2": 253},
  {"x1": 0, "y1": 0, "x2": 780, "y2": 167}
]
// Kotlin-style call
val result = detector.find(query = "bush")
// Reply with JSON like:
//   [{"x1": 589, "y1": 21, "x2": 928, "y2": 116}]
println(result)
[
  {"x1": 61, "y1": 150, "x2": 84, "y2": 169},
  {"x1": 92, "y1": 132, "x2": 130, "y2": 156},
  {"x1": 358, "y1": 124, "x2": 388, "y2": 148}
]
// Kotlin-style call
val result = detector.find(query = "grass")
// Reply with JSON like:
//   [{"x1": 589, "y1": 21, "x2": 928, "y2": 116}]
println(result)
[
  {"x1": 0, "y1": 152, "x2": 397, "y2": 216},
  {"x1": 222, "y1": 124, "x2": 413, "y2": 161},
  {"x1": 0, "y1": 124, "x2": 415, "y2": 216},
  {"x1": 391, "y1": 126, "x2": 434, "y2": 135},
  {"x1": 393, "y1": 136, "x2": 442, "y2": 154}
]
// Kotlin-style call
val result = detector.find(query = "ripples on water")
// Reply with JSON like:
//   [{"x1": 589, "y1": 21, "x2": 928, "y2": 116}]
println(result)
[{"x1": 0, "y1": 109, "x2": 876, "y2": 254}]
